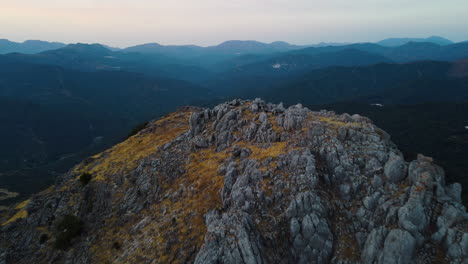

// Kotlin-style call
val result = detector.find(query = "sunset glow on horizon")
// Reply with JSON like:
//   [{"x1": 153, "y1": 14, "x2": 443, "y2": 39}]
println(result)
[{"x1": 1, "y1": 0, "x2": 467, "y2": 47}]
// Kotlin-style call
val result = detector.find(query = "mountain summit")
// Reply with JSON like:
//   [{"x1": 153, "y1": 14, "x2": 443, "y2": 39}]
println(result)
[{"x1": 1, "y1": 99, "x2": 467, "y2": 263}]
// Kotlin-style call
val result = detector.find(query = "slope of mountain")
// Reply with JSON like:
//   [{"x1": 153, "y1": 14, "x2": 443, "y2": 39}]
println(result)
[
  {"x1": 122, "y1": 40, "x2": 310, "y2": 70},
  {"x1": 209, "y1": 43, "x2": 390, "y2": 72},
  {"x1": 0, "y1": 98, "x2": 128, "y2": 203},
  {"x1": 0, "y1": 58, "x2": 212, "y2": 202},
  {"x1": 211, "y1": 41, "x2": 468, "y2": 76},
  {"x1": 377, "y1": 36, "x2": 454, "y2": 46},
  {"x1": 4, "y1": 44, "x2": 215, "y2": 82},
  {"x1": 205, "y1": 49, "x2": 393, "y2": 95},
  {"x1": 307, "y1": 101, "x2": 468, "y2": 202},
  {"x1": 0, "y1": 39, "x2": 66, "y2": 54},
  {"x1": 449, "y1": 59, "x2": 468, "y2": 78},
  {"x1": 2, "y1": 44, "x2": 214, "y2": 82},
  {"x1": 265, "y1": 61, "x2": 468, "y2": 105},
  {"x1": 0, "y1": 57, "x2": 210, "y2": 120},
  {"x1": 227, "y1": 48, "x2": 392, "y2": 76},
  {"x1": 206, "y1": 40, "x2": 303, "y2": 54},
  {"x1": 1, "y1": 99, "x2": 467, "y2": 263},
  {"x1": 3, "y1": 43, "x2": 116, "y2": 71},
  {"x1": 124, "y1": 40, "x2": 304, "y2": 56},
  {"x1": 287, "y1": 42, "x2": 468, "y2": 63}
]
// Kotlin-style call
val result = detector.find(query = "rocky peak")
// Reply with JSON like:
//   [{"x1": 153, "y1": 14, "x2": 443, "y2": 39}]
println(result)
[{"x1": 1, "y1": 99, "x2": 467, "y2": 263}]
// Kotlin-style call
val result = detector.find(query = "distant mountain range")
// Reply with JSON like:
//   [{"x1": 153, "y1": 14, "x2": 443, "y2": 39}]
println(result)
[
  {"x1": 124, "y1": 40, "x2": 305, "y2": 56},
  {"x1": 3, "y1": 40, "x2": 468, "y2": 81},
  {"x1": 0, "y1": 39, "x2": 310, "y2": 56},
  {"x1": 1, "y1": 35, "x2": 468, "y2": 204},
  {"x1": 0, "y1": 36, "x2": 460, "y2": 56},
  {"x1": 0, "y1": 39, "x2": 66, "y2": 54},
  {"x1": 377, "y1": 36, "x2": 453, "y2": 46}
]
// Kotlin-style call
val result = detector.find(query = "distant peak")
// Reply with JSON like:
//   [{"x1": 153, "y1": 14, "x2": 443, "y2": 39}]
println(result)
[
  {"x1": 137, "y1": 42, "x2": 163, "y2": 47},
  {"x1": 377, "y1": 36, "x2": 453, "y2": 47},
  {"x1": 57, "y1": 43, "x2": 112, "y2": 54},
  {"x1": 217, "y1": 40, "x2": 264, "y2": 46}
]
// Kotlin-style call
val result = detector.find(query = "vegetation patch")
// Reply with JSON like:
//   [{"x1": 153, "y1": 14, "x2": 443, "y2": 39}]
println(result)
[
  {"x1": 316, "y1": 116, "x2": 361, "y2": 128},
  {"x1": 267, "y1": 115, "x2": 283, "y2": 133},
  {"x1": 53, "y1": 215, "x2": 83, "y2": 250},
  {"x1": 242, "y1": 108, "x2": 259, "y2": 122},
  {"x1": 74, "y1": 111, "x2": 191, "y2": 181},
  {"x1": 236, "y1": 141, "x2": 288, "y2": 161},
  {"x1": 1, "y1": 199, "x2": 30, "y2": 226},
  {"x1": 79, "y1": 172, "x2": 92, "y2": 186},
  {"x1": 87, "y1": 146, "x2": 230, "y2": 263},
  {"x1": 39, "y1": 233, "x2": 49, "y2": 244}
]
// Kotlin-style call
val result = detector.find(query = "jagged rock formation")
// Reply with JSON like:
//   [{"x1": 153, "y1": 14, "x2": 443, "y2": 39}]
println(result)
[{"x1": 1, "y1": 99, "x2": 467, "y2": 264}]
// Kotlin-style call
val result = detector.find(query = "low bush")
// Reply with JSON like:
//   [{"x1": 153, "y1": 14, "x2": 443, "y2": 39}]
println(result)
[
  {"x1": 53, "y1": 215, "x2": 83, "y2": 250},
  {"x1": 79, "y1": 172, "x2": 92, "y2": 186},
  {"x1": 39, "y1": 233, "x2": 49, "y2": 244},
  {"x1": 112, "y1": 241, "x2": 121, "y2": 250}
]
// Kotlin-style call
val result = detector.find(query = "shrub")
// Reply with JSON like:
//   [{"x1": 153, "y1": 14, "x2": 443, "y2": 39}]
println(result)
[
  {"x1": 79, "y1": 172, "x2": 92, "y2": 186},
  {"x1": 39, "y1": 233, "x2": 49, "y2": 244},
  {"x1": 126, "y1": 121, "x2": 149, "y2": 139},
  {"x1": 112, "y1": 241, "x2": 121, "y2": 250},
  {"x1": 53, "y1": 215, "x2": 83, "y2": 250}
]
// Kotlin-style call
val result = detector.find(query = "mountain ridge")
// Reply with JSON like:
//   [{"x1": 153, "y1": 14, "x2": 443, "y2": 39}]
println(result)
[
  {"x1": 0, "y1": 39, "x2": 66, "y2": 54},
  {"x1": 377, "y1": 36, "x2": 454, "y2": 47},
  {"x1": 1, "y1": 99, "x2": 467, "y2": 263}
]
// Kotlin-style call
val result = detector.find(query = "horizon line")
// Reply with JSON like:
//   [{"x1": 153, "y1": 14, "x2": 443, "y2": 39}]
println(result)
[{"x1": 0, "y1": 35, "x2": 462, "y2": 49}]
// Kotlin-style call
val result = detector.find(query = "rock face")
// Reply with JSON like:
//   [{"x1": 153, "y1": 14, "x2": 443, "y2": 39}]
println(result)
[{"x1": 1, "y1": 99, "x2": 467, "y2": 264}]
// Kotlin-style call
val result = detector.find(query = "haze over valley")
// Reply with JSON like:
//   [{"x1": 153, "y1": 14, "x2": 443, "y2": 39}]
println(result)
[{"x1": 1, "y1": 37, "x2": 467, "y2": 203}]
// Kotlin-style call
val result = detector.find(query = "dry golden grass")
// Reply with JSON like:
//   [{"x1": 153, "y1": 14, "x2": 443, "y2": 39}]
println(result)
[
  {"x1": 74, "y1": 111, "x2": 191, "y2": 182},
  {"x1": 316, "y1": 116, "x2": 361, "y2": 128},
  {"x1": 2, "y1": 199, "x2": 30, "y2": 226},
  {"x1": 236, "y1": 141, "x2": 288, "y2": 161},
  {"x1": 87, "y1": 137, "x2": 293, "y2": 263},
  {"x1": 88, "y1": 145, "x2": 230, "y2": 263},
  {"x1": 267, "y1": 115, "x2": 282, "y2": 134},
  {"x1": 145, "y1": 147, "x2": 229, "y2": 263},
  {"x1": 242, "y1": 108, "x2": 258, "y2": 122},
  {"x1": 39, "y1": 185, "x2": 55, "y2": 195},
  {"x1": 73, "y1": 105, "x2": 299, "y2": 262},
  {"x1": 14, "y1": 199, "x2": 30, "y2": 209}
]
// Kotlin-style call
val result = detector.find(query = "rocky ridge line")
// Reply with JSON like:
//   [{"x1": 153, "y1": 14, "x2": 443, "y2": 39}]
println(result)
[{"x1": 1, "y1": 99, "x2": 467, "y2": 264}]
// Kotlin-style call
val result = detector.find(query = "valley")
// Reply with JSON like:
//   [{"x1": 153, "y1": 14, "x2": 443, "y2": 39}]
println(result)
[{"x1": 0, "y1": 39, "x2": 467, "y2": 205}]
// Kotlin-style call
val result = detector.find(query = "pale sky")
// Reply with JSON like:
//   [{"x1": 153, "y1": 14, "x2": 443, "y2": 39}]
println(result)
[{"x1": 1, "y1": 0, "x2": 467, "y2": 48}]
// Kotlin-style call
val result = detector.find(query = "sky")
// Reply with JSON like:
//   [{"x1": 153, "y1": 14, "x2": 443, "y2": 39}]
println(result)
[{"x1": 1, "y1": 0, "x2": 468, "y2": 48}]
